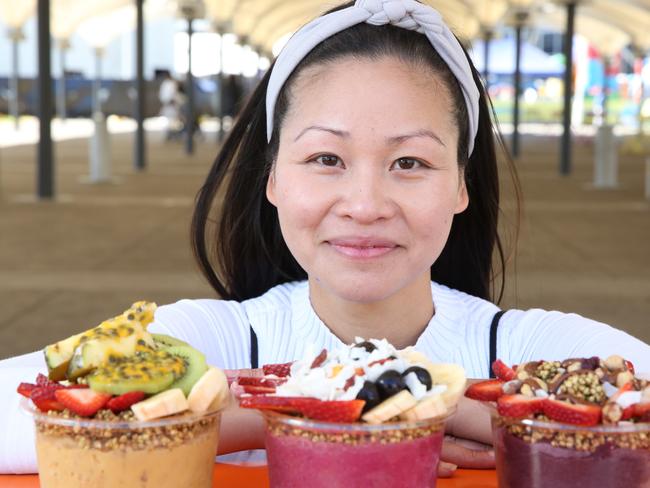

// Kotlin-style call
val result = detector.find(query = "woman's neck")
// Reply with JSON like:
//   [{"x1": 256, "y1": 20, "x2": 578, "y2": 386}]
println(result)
[{"x1": 307, "y1": 276, "x2": 434, "y2": 349}]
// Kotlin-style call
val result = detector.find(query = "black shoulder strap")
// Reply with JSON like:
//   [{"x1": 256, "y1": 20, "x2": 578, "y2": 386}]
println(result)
[
  {"x1": 489, "y1": 310, "x2": 506, "y2": 378},
  {"x1": 250, "y1": 325, "x2": 259, "y2": 369}
]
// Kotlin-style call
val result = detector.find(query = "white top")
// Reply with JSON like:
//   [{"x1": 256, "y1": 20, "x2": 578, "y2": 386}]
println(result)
[{"x1": 1, "y1": 280, "x2": 649, "y2": 473}]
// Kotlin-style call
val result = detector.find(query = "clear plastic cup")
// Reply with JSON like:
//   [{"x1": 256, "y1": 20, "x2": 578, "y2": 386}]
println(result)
[
  {"x1": 491, "y1": 412, "x2": 650, "y2": 488},
  {"x1": 263, "y1": 409, "x2": 454, "y2": 488},
  {"x1": 22, "y1": 399, "x2": 223, "y2": 488}
]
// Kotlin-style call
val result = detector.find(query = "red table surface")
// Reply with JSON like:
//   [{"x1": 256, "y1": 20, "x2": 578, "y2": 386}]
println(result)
[{"x1": 0, "y1": 466, "x2": 496, "y2": 487}]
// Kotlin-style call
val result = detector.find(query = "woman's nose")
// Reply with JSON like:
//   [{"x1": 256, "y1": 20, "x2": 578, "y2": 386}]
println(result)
[{"x1": 335, "y1": 167, "x2": 396, "y2": 223}]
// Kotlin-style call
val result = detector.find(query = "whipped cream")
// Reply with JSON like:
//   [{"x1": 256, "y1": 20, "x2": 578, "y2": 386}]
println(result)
[{"x1": 275, "y1": 338, "x2": 443, "y2": 401}]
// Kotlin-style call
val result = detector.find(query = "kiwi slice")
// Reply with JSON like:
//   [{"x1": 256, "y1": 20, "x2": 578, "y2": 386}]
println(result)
[
  {"x1": 153, "y1": 333, "x2": 190, "y2": 349},
  {"x1": 165, "y1": 345, "x2": 209, "y2": 396},
  {"x1": 87, "y1": 350, "x2": 186, "y2": 395}
]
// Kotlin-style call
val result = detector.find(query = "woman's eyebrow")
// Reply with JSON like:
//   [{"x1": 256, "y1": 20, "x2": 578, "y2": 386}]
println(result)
[
  {"x1": 294, "y1": 125, "x2": 350, "y2": 141},
  {"x1": 387, "y1": 129, "x2": 446, "y2": 147},
  {"x1": 293, "y1": 126, "x2": 445, "y2": 147}
]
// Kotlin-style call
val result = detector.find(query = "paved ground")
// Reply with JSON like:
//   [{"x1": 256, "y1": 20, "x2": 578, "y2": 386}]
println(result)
[{"x1": 0, "y1": 124, "x2": 648, "y2": 359}]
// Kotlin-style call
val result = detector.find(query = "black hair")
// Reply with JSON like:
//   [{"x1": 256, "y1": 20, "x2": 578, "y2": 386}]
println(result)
[{"x1": 191, "y1": 2, "x2": 521, "y2": 303}]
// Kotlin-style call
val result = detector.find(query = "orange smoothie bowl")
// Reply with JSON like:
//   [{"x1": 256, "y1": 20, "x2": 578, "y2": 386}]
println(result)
[
  {"x1": 491, "y1": 412, "x2": 650, "y2": 488},
  {"x1": 23, "y1": 399, "x2": 223, "y2": 488},
  {"x1": 262, "y1": 408, "x2": 453, "y2": 488}
]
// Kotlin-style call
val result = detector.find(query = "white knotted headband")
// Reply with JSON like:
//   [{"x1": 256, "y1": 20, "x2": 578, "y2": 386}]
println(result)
[{"x1": 265, "y1": 0, "x2": 480, "y2": 157}]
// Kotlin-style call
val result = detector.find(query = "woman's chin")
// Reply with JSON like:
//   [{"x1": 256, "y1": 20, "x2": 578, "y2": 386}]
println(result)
[{"x1": 313, "y1": 278, "x2": 404, "y2": 305}]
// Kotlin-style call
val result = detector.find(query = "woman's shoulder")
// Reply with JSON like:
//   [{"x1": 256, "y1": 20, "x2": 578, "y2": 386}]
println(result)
[{"x1": 154, "y1": 281, "x2": 306, "y2": 321}]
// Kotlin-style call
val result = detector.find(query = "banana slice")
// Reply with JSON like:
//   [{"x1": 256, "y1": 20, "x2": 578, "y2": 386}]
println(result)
[
  {"x1": 398, "y1": 348, "x2": 466, "y2": 409},
  {"x1": 400, "y1": 393, "x2": 447, "y2": 421},
  {"x1": 362, "y1": 390, "x2": 417, "y2": 424},
  {"x1": 187, "y1": 366, "x2": 230, "y2": 413},
  {"x1": 426, "y1": 363, "x2": 466, "y2": 408},
  {"x1": 131, "y1": 388, "x2": 189, "y2": 421}
]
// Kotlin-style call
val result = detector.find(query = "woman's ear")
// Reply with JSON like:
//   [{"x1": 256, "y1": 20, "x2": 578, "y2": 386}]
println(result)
[
  {"x1": 266, "y1": 170, "x2": 277, "y2": 207},
  {"x1": 454, "y1": 175, "x2": 469, "y2": 214}
]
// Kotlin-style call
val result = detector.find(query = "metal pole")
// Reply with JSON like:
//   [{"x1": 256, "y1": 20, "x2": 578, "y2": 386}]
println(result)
[
  {"x1": 134, "y1": 0, "x2": 146, "y2": 170},
  {"x1": 93, "y1": 48, "x2": 102, "y2": 114},
  {"x1": 56, "y1": 39, "x2": 68, "y2": 120},
  {"x1": 602, "y1": 56, "x2": 609, "y2": 124},
  {"x1": 185, "y1": 17, "x2": 195, "y2": 155},
  {"x1": 513, "y1": 21, "x2": 523, "y2": 158},
  {"x1": 10, "y1": 31, "x2": 20, "y2": 130},
  {"x1": 560, "y1": 1, "x2": 576, "y2": 176},
  {"x1": 37, "y1": 0, "x2": 54, "y2": 199},
  {"x1": 483, "y1": 29, "x2": 492, "y2": 88}
]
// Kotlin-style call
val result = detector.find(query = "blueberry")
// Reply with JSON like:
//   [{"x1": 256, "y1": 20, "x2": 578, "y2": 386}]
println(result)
[
  {"x1": 354, "y1": 341, "x2": 377, "y2": 353},
  {"x1": 402, "y1": 366, "x2": 432, "y2": 390},
  {"x1": 355, "y1": 381, "x2": 381, "y2": 412},
  {"x1": 375, "y1": 370, "x2": 407, "y2": 399}
]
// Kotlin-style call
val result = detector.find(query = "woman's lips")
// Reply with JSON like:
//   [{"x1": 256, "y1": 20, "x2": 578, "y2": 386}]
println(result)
[{"x1": 327, "y1": 238, "x2": 398, "y2": 259}]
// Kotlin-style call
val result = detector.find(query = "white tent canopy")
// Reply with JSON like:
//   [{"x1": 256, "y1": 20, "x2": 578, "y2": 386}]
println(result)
[{"x1": 1, "y1": 0, "x2": 649, "y2": 58}]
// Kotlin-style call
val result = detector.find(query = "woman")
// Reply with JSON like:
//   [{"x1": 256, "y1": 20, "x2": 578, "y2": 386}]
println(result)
[{"x1": 1, "y1": 0, "x2": 649, "y2": 475}]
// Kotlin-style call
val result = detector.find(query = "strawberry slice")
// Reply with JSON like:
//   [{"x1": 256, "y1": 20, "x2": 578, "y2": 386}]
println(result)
[
  {"x1": 632, "y1": 402, "x2": 650, "y2": 421},
  {"x1": 30, "y1": 387, "x2": 65, "y2": 412},
  {"x1": 31, "y1": 391, "x2": 65, "y2": 411},
  {"x1": 465, "y1": 379, "x2": 505, "y2": 401},
  {"x1": 625, "y1": 360, "x2": 635, "y2": 374},
  {"x1": 543, "y1": 399, "x2": 601, "y2": 426},
  {"x1": 241, "y1": 385, "x2": 277, "y2": 395},
  {"x1": 237, "y1": 377, "x2": 287, "y2": 388},
  {"x1": 17, "y1": 382, "x2": 38, "y2": 398},
  {"x1": 492, "y1": 360, "x2": 517, "y2": 381},
  {"x1": 106, "y1": 391, "x2": 146, "y2": 413},
  {"x1": 310, "y1": 349, "x2": 328, "y2": 369},
  {"x1": 262, "y1": 362, "x2": 294, "y2": 377},
  {"x1": 240, "y1": 395, "x2": 319, "y2": 413},
  {"x1": 622, "y1": 405, "x2": 635, "y2": 420},
  {"x1": 299, "y1": 399, "x2": 365, "y2": 423},
  {"x1": 497, "y1": 394, "x2": 546, "y2": 418},
  {"x1": 36, "y1": 373, "x2": 58, "y2": 387},
  {"x1": 55, "y1": 389, "x2": 111, "y2": 417}
]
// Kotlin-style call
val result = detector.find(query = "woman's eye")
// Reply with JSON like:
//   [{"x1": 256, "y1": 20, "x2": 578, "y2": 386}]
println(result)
[
  {"x1": 313, "y1": 155, "x2": 342, "y2": 167},
  {"x1": 392, "y1": 158, "x2": 423, "y2": 170}
]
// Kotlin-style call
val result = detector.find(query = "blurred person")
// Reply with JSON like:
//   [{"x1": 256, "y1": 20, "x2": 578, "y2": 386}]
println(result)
[{"x1": 159, "y1": 72, "x2": 184, "y2": 140}]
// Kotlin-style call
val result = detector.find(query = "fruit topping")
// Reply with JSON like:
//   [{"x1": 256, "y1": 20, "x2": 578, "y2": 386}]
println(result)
[
  {"x1": 400, "y1": 393, "x2": 447, "y2": 421},
  {"x1": 152, "y1": 333, "x2": 190, "y2": 349},
  {"x1": 17, "y1": 382, "x2": 38, "y2": 398},
  {"x1": 354, "y1": 341, "x2": 377, "y2": 352},
  {"x1": 165, "y1": 345, "x2": 209, "y2": 396},
  {"x1": 402, "y1": 366, "x2": 432, "y2": 390},
  {"x1": 492, "y1": 359, "x2": 517, "y2": 381},
  {"x1": 310, "y1": 349, "x2": 328, "y2": 369},
  {"x1": 131, "y1": 388, "x2": 189, "y2": 421},
  {"x1": 465, "y1": 355, "x2": 649, "y2": 427},
  {"x1": 238, "y1": 339, "x2": 464, "y2": 424},
  {"x1": 375, "y1": 370, "x2": 407, "y2": 399},
  {"x1": 87, "y1": 349, "x2": 186, "y2": 395},
  {"x1": 465, "y1": 379, "x2": 505, "y2": 402},
  {"x1": 362, "y1": 390, "x2": 417, "y2": 424},
  {"x1": 355, "y1": 381, "x2": 381, "y2": 413},
  {"x1": 55, "y1": 389, "x2": 112, "y2": 417},
  {"x1": 262, "y1": 362, "x2": 294, "y2": 377},
  {"x1": 299, "y1": 399, "x2": 365, "y2": 423},
  {"x1": 187, "y1": 367, "x2": 230, "y2": 413},
  {"x1": 543, "y1": 399, "x2": 602, "y2": 426},
  {"x1": 43, "y1": 301, "x2": 157, "y2": 381},
  {"x1": 239, "y1": 396, "x2": 320, "y2": 414},
  {"x1": 497, "y1": 394, "x2": 545, "y2": 418},
  {"x1": 31, "y1": 387, "x2": 66, "y2": 413},
  {"x1": 106, "y1": 391, "x2": 147, "y2": 413}
]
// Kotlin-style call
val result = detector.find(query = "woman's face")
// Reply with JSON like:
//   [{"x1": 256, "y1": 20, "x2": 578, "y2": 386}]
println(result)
[{"x1": 267, "y1": 56, "x2": 469, "y2": 304}]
